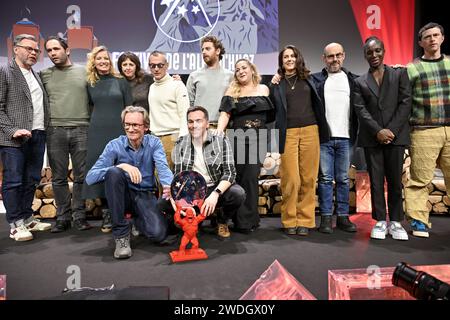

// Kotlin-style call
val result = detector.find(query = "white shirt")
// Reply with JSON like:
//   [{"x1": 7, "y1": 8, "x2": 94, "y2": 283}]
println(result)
[
  {"x1": 20, "y1": 67, "x2": 44, "y2": 130},
  {"x1": 324, "y1": 71, "x2": 350, "y2": 138},
  {"x1": 192, "y1": 142, "x2": 213, "y2": 186}
]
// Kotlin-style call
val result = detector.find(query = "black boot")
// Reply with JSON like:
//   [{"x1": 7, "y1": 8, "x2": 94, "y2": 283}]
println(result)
[
  {"x1": 101, "y1": 209, "x2": 112, "y2": 233},
  {"x1": 318, "y1": 215, "x2": 333, "y2": 234},
  {"x1": 337, "y1": 215, "x2": 357, "y2": 232}
]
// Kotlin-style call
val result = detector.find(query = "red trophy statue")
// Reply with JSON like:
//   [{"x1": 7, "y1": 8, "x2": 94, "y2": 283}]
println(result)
[{"x1": 169, "y1": 171, "x2": 208, "y2": 263}]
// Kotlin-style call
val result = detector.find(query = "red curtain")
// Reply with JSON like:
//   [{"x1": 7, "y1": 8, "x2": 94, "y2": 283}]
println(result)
[{"x1": 349, "y1": 0, "x2": 415, "y2": 65}]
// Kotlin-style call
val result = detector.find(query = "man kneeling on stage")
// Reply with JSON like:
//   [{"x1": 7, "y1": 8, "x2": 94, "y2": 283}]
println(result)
[{"x1": 86, "y1": 106, "x2": 173, "y2": 259}]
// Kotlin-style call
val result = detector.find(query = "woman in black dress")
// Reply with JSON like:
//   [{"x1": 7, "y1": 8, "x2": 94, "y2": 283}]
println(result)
[{"x1": 217, "y1": 59, "x2": 275, "y2": 233}]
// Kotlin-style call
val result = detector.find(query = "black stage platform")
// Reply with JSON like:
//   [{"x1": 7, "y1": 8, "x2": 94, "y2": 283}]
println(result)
[{"x1": 1, "y1": 213, "x2": 449, "y2": 300}]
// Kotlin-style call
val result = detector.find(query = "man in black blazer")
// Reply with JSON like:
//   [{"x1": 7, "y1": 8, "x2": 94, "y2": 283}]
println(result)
[
  {"x1": 354, "y1": 36, "x2": 411, "y2": 241},
  {"x1": 0, "y1": 34, "x2": 51, "y2": 241}
]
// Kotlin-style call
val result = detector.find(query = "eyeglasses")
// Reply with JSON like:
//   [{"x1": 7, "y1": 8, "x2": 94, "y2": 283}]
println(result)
[
  {"x1": 124, "y1": 123, "x2": 145, "y2": 129},
  {"x1": 15, "y1": 45, "x2": 41, "y2": 55},
  {"x1": 326, "y1": 52, "x2": 344, "y2": 59},
  {"x1": 149, "y1": 63, "x2": 166, "y2": 69}
]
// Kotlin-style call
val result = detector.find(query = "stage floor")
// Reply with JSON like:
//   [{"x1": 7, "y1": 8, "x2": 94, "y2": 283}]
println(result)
[{"x1": 0, "y1": 213, "x2": 449, "y2": 300}]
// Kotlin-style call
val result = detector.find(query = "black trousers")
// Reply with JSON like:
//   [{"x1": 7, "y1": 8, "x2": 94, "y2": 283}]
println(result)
[
  {"x1": 233, "y1": 143, "x2": 261, "y2": 229},
  {"x1": 158, "y1": 183, "x2": 246, "y2": 225},
  {"x1": 364, "y1": 145, "x2": 405, "y2": 222}
]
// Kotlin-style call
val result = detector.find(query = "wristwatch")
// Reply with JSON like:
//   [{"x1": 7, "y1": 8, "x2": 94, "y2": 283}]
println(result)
[{"x1": 214, "y1": 188, "x2": 222, "y2": 195}]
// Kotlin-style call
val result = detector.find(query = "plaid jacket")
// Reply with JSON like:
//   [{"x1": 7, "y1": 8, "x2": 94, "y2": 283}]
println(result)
[
  {"x1": 173, "y1": 131, "x2": 236, "y2": 184},
  {"x1": 0, "y1": 59, "x2": 49, "y2": 147}
]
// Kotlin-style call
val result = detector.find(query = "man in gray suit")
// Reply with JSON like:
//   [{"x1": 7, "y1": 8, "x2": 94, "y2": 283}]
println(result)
[{"x1": 0, "y1": 34, "x2": 51, "y2": 241}]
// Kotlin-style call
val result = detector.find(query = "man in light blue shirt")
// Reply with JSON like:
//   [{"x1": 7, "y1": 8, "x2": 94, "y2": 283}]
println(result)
[{"x1": 86, "y1": 106, "x2": 173, "y2": 259}]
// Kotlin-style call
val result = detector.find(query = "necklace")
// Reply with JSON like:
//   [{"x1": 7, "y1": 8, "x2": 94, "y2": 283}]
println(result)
[{"x1": 285, "y1": 75, "x2": 298, "y2": 90}]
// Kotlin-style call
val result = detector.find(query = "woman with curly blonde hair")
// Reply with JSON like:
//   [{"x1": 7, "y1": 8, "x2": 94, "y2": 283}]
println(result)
[
  {"x1": 82, "y1": 46, "x2": 133, "y2": 232},
  {"x1": 215, "y1": 59, "x2": 275, "y2": 235}
]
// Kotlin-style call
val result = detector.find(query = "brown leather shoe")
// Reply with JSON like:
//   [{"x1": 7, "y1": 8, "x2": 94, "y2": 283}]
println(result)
[{"x1": 217, "y1": 223, "x2": 231, "y2": 240}]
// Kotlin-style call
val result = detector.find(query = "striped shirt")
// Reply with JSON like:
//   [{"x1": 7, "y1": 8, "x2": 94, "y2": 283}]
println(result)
[
  {"x1": 407, "y1": 55, "x2": 450, "y2": 127},
  {"x1": 173, "y1": 131, "x2": 236, "y2": 184}
]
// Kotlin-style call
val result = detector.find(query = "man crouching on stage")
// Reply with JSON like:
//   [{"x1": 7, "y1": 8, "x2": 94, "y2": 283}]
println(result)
[{"x1": 86, "y1": 106, "x2": 173, "y2": 259}]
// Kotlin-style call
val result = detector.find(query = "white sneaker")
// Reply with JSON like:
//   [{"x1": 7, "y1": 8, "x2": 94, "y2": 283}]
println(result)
[
  {"x1": 388, "y1": 221, "x2": 409, "y2": 241},
  {"x1": 370, "y1": 221, "x2": 388, "y2": 239},
  {"x1": 10, "y1": 224, "x2": 33, "y2": 241},
  {"x1": 26, "y1": 217, "x2": 51, "y2": 232}
]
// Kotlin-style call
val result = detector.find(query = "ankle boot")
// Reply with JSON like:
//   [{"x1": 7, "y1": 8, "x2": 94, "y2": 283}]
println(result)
[
  {"x1": 319, "y1": 215, "x2": 333, "y2": 234},
  {"x1": 337, "y1": 215, "x2": 357, "y2": 232}
]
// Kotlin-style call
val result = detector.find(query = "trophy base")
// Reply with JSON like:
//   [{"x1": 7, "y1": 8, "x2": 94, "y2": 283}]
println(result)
[{"x1": 170, "y1": 248, "x2": 208, "y2": 263}]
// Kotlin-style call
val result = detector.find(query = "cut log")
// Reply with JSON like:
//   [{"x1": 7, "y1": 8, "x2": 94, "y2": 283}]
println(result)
[
  {"x1": 35, "y1": 188, "x2": 45, "y2": 199},
  {"x1": 258, "y1": 207, "x2": 267, "y2": 215},
  {"x1": 263, "y1": 157, "x2": 276, "y2": 170},
  {"x1": 432, "y1": 202, "x2": 448, "y2": 214},
  {"x1": 261, "y1": 179, "x2": 280, "y2": 191},
  {"x1": 32, "y1": 198, "x2": 42, "y2": 212},
  {"x1": 272, "y1": 202, "x2": 281, "y2": 214},
  {"x1": 271, "y1": 152, "x2": 281, "y2": 160},
  {"x1": 259, "y1": 168, "x2": 267, "y2": 176},
  {"x1": 428, "y1": 195, "x2": 443, "y2": 205},
  {"x1": 40, "y1": 204, "x2": 56, "y2": 218},
  {"x1": 443, "y1": 196, "x2": 450, "y2": 206},
  {"x1": 433, "y1": 180, "x2": 447, "y2": 192},
  {"x1": 258, "y1": 196, "x2": 267, "y2": 206},
  {"x1": 42, "y1": 198, "x2": 54, "y2": 205},
  {"x1": 427, "y1": 183, "x2": 434, "y2": 194},
  {"x1": 42, "y1": 183, "x2": 54, "y2": 198},
  {"x1": 348, "y1": 166, "x2": 356, "y2": 180}
]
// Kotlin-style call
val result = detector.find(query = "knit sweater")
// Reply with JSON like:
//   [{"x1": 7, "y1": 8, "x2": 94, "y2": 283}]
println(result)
[
  {"x1": 148, "y1": 74, "x2": 189, "y2": 136},
  {"x1": 407, "y1": 55, "x2": 450, "y2": 127},
  {"x1": 186, "y1": 66, "x2": 233, "y2": 122},
  {"x1": 40, "y1": 64, "x2": 90, "y2": 127}
]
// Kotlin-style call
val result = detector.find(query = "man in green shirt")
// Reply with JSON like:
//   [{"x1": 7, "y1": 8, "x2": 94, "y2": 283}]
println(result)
[
  {"x1": 40, "y1": 36, "x2": 91, "y2": 232},
  {"x1": 405, "y1": 22, "x2": 450, "y2": 238}
]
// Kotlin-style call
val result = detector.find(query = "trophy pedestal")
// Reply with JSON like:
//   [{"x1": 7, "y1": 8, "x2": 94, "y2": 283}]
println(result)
[{"x1": 170, "y1": 248, "x2": 208, "y2": 263}]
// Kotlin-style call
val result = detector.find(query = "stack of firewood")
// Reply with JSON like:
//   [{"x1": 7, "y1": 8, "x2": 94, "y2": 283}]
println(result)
[
  {"x1": 402, "y1": 150, "x2": 449, "y2": 215},
  {"x1": 257, "y1": 161, "x2": 357, "y2": 215},
  {"x1": 33, "y1": 166, "x2": 103, "y2": 219}
]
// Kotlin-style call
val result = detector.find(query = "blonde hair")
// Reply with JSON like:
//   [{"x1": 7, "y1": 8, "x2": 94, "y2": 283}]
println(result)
[
  {"x1": 86, "y1": 46, "x2": 119, "y2": 86},
  {"x1": 230, "y1": 59, "x2": 261, "y2": 101}
]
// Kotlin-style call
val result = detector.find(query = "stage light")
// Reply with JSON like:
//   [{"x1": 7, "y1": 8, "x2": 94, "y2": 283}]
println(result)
[{"x1": 392, "y1": 262, "x2": 450, "y2": 300}]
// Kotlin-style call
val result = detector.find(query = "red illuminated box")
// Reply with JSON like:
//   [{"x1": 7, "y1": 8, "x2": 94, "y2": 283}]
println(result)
[
  {"x1": 240, "y1": 260, "x2": 316, "y2": 300},
  {"x1": 328, "y1": 264, "x2": 450, "y2": 300},
  {"x1": 0, "y1": 275, "x2": 5, "y2": 300}
]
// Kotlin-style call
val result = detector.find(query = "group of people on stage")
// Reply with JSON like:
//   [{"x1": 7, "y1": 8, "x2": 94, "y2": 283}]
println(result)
[{"x1": 1, "y1": 22, "x2": 449, "y2": 259}]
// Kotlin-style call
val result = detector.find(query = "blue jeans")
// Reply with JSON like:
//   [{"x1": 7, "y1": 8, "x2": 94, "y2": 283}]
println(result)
[
  {"x1": 104, "y1": 167, "x2": 167, "y2": 241},
  {"x1": 47, "y1": 126, "x2": 88, "y2": 221},
  {"x1": 0, "y1": 130, "x2": 46, "y2": 224},
  {"x1": 318, "y1": 138, "x2": 350, "y2": 216}
]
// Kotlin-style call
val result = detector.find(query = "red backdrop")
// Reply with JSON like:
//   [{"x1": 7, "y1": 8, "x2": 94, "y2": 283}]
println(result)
[{"x1": 349, "y1": 0, "x2": 415, "y2": 65}]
